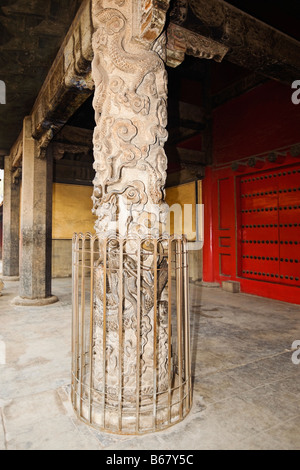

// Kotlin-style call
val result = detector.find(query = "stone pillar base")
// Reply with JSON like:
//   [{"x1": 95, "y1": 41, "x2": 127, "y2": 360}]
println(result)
[
  {"x1": 222, "y1": 281, "x2": 241, "y2": 293},
  {"x1": 75, "y1": 375, "x2": 187, "y2": 435},
  {"x1": 71, "y1": 233, "x2": 192, "y2": 435},
  {"x1": 199, "y1": 281, "x2": 220, "y2": 288},
  {"x1": 12, "y1": 296, "x2": 59, "y2": 307},
  {"x1": 0, "y1": 276, "x2": 20, "y2": 282}
]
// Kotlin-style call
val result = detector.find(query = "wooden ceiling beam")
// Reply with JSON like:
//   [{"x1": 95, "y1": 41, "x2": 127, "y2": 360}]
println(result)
[{"x1": 182, "y1": 0, "x2": 300, "y2": 84}]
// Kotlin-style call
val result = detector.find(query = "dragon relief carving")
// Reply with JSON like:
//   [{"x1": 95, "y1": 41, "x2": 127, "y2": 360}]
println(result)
[
  {"x1": 91, "y1": 6, "x2": 169, "y2": 237},
  {"x1": 90, "y1": 2, "x2": 172, "y2": 408},
  {"x1": 93, "y1": 239, "x2": 170, "y2": 401}
]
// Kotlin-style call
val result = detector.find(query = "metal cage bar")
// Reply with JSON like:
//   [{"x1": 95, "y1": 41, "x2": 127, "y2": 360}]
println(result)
[{"x1": 71, "y1": 233, "x2": 192, "y2": 435}]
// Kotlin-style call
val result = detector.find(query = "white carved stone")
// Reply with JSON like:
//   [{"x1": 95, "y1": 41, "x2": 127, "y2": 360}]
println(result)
[
  {"x1": 91, "y1": 0, "x2": 170, "y2": 238},
  {"x1": 89, "y1": 0, "x2": 173, "y2": 428}
]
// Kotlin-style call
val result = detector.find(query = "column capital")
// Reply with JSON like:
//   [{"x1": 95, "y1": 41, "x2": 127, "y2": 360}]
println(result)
[
  {"x1": 4, "y1": 154, "x2": 21, "y2": 185},
  {"x1": 166, "y1": 23, "x2": 229, "y2": 68},
  {"x1": 92, "y1": 0, "x2": 171, "y2": 48},
  {"x1": 23, "y1": 115, "x2": 54, "y2": 160},
  {"x1": 12, "y1": 168, "x2": 22, "y2": 185}
]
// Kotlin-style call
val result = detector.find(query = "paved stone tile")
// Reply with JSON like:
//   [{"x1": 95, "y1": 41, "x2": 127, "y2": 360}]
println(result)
[
  {"x1": 106, "y1": 434, "x2": 168, "y2": 451},
  {"x1": 0, "y1": 363, "x2": 70, "y2": 401},
  {"x1": 1, "y1": 278, "x2": 300, "y2": 450},
  {"x1": 3, "y1": 390, "x2": 68, "y2": 432},
  {"x1": 237, "y1": 384, "x2": 300, "y2": 421},
  {"x1": 155, "y1": 414, "x2": 238, "y2": 451},
  {"x1": 88, "y1": 430, "x2": 131, "y2": 449},
  {"x1": 233, "y1": 432, "x2": 283, "y2": 450},
  {"x1": 259, "y1": 352, "x2": 299, "y2": 376},
  {"x1": 269, "y1": 376, "x2": 300, "y2": 396},
  {"x1": 3, "y1": 390, "x2": 101, "y2": 450},
  {"x1": 57, "y1": 386, "x2": 130, "y2": 449},
  {"x1": 262, "y1": 416, "x2": 300, "y2": 450},
  {"x1": 193, "y1": 371, "x2": 253, "y2": 404},
  {"x1": 204, "y1": 396, "x2": 281, "y2": 442},
  {"x1": 0, "y1": 301, "x2": 72, "y2": 401},
  {"x1": 192, "y1": 350, "x2": 236, "y2": 377},
  {"x1": 226, "y1": 361, "x2": 292, "y2": 389},
  {"x1": 0, "y1": 410, "x2": 6, "y2": 450},
  {"x1": 5, "y1": 415, "x2": 101, "y2": 451}
]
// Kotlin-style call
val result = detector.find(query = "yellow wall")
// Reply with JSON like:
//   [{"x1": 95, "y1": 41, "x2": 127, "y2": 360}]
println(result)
[
  {"x1": 50, "y1": 181, "x2": 203, "y2": 278},
  {"x1": 52, "y1": 183, "x2": 96, "y2": 239},
  {"x1": 197, "y1": 179, "x2": 203, "y2": 205},
  {"x1": 165, "y1": 181, "x2": 197, "y2": 241},
  {"x1": 52, "y1": 181, "x2": 203, "y2": 240}
]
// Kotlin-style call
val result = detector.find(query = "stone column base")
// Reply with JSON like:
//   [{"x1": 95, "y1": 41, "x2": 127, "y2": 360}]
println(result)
[
  {"x1": 12, "y1": 296, "x2": 59, "y2": 307},
  {"x1": 72, "y1": 233, "x2": 192, "y2": 435},
  {"x1": 197, "y1": 281, "x2": 220, "y2": 288},
  {"x1": 0, "y1": 276, "x2": 20, "y2": 282},
  {"x1": 76, "y1": 375, "x2": 188, "y2": 435},
  {"x1": 222, "y1": 281, "x2": 241, "y2": 293}
]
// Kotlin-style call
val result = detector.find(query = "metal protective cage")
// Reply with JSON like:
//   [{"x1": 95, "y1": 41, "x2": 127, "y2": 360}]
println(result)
[{"x1": 71, "y1": 233, "x2": 192, "y2": 435}]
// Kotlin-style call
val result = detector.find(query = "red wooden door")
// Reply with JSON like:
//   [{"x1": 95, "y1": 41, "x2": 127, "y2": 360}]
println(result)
[
  {"x1": 214, "y1": 175, "x2": 236, "y2": 280},
  {"x1": 238, "y1": 164, "x2": 300, "y2": 288}
]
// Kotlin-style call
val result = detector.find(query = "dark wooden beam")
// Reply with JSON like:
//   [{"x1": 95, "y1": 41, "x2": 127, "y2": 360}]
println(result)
[
  {"x1": 180, "y1": 0, "x2": 300, "y2": 84},
  {"x1": 31, "y1": 0, "x2": 94, "y2": 154}
]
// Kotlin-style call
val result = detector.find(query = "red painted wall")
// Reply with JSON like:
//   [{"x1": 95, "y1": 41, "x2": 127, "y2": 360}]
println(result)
[
  {"x1": 213, "y1": 81, "x2": 300, "y2": 164},
  {"x1": 0, "y1": 205, "x2": 2, "y2": 260},
  {"x1": 204, "y1": 157, "x2": 300, "y2": 305},
  {"x1": 203, "y1": 80, "x2": 300, "y2": 304}
]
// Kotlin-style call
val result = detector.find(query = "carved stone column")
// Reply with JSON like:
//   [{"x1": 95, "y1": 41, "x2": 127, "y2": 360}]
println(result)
[
  {"x1": 90, "y1": 0, "x2": 172, "y2": 422},
  {"x1": 2, "y1": 156, "x2": 20, "y2": 281},
  {"x1": 91, "y1": 0, "x2": 170, "y2": 237},
  {"x1": 72, "y1": 1, "x2": 192, "y2": 434}
]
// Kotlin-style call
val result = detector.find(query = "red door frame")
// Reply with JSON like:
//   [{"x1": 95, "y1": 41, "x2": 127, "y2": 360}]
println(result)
[{"x1": 203, "y1": 152, "x2": 300, "y2": 305}]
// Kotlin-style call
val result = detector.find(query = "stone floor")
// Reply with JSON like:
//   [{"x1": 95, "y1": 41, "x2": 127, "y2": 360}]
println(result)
[{"x1": 0, "y1": 276, "x2": 299, "y2": 450}]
